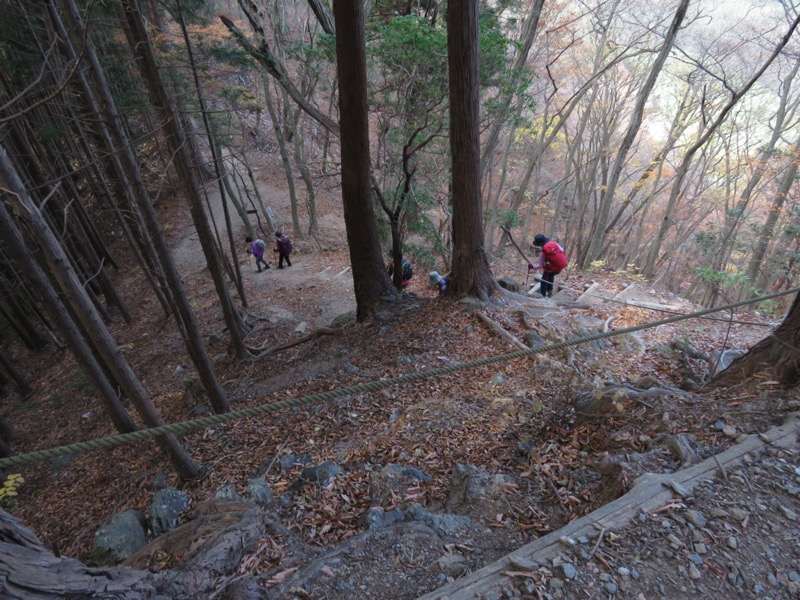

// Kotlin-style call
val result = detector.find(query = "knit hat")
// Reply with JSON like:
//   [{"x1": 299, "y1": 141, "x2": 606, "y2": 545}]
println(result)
[
  {"x1": 275, "y1": 231, "x2": 282, "y2": 237},
  {"x1": 533, "y1": 234, "x2": 549, "y2": 248},
  {"x1": 429, "y1": 271, "x2": 443, "y2": 285}
]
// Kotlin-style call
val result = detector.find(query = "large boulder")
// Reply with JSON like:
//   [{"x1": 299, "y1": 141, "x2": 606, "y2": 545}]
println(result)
[{"x1": 92, "y1": 509, "x2": 147, "y2": 566}]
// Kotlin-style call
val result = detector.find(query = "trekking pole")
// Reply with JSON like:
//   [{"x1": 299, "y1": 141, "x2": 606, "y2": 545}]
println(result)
[{"x1": 501, "y1": 226, "x2": 535, "y2": 285}]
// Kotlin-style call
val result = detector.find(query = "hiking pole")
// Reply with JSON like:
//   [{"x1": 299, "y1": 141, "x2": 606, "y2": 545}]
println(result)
[{"x1": 500, "y1": 226, "x2": 535, "y2": 285}]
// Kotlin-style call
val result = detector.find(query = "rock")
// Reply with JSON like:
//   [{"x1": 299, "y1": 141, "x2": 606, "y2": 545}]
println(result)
[
  {"x1": 278, "y1": 453, "x2": 314, "y2": 473},
  {"x1": 688, "y1": 563, "x2": 702, "y2": 579},
  {"x1": 215, "y1": 485, "x2": 246, "y2": 502},
  {"x1": 510, "y1": 557, "x2": 537, "y2": 571},
  {"x1": 616, "y1": 333, "x2": 646, "y2": 353},
  {"x1": 726, "y1": 536, "x2": 738, "y2": 549},
  {"x1": 148, "y1": 488, "x2": 190, "y2": 537},
  {"x1": 561, "y1": 563, "x2": 577, "y2": 580},
  {"x1": 483, "y1": 372, "x2": 506, "y2": 390},
  {"x1": 668, "y1": 481, "x2": 690, "y2": 499},
  {"x1": 369, "y1": 464, "x2": 432, "y2": 505},
  {"x1": 405, "y1": 505, "x2": 470, "y2": 534},
  {"x1": 722, "y1": 426, "x2": 737, "y2": 437},
  {"x1": 329, "y1": 311, "x2": 356, "y2": 328},
  {"x1": 631, "y1": 375, "x2": 662, "y2": 390},
  {"x1": 91, "y1": 509, "x2": 147, "y2": 565},
  {"x1": 523, "y1": 331, "x2": 546, "y2": 348},
  {"x1": 293, "y1": 461, "x2": 343, "y2": 489},
  {"x1": 779, "y1": 505, "x2": 797, "y2": 520},
  {"x1": 496, "y1": 277, "x2": 520, "y2": 293},
  {"x1": 50, "y1": 453, "x2": 75, "y2": 474},
  {"x1": 437, "y1": 554, "x2": 467, "y2": 578},
  {"x1": 246, "y1": 478, "x2": 274, "y2": 507},
  {"x1": 729, "y1": 508, "x2": 749, "y2": 521},
  {"x1": 189, "y1": 403, "x2": 210, "y2": 417},
  {"x1": 684, "y1": 510, "x2": 707, "y2": 528},
  {"x1": 294, "y1": 321, "x2": 308, "y2": 334},
  {"x1": 708, "y1": 349, "x2": 745, "y2": 378}
]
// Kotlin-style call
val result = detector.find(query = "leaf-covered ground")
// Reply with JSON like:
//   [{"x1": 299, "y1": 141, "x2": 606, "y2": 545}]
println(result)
[{"x1": 2, "y1": 159, "x2": 798, "y2": 599}]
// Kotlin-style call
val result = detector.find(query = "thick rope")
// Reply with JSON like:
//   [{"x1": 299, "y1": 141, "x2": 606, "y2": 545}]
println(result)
[{"x1": 1, "y1": 286, "x2": 797, "y2": 470}]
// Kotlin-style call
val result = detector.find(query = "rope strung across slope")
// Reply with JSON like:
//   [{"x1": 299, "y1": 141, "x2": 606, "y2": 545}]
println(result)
[{"x1": 1, "y1": 286, "x2": 797, "y2": 470}]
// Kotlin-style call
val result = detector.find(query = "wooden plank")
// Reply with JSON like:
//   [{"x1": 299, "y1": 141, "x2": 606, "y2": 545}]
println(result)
[{"x1": 417, "y1": 412, "x2": 800, "y2": 600}]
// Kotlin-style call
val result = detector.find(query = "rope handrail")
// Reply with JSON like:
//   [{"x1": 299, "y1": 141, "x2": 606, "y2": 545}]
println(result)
[{"x1": 0, "y1": 286, "x2": 797, "y2": 470}]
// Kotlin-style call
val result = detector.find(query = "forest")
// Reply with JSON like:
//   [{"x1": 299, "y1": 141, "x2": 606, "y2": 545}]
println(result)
[{"x1": 1, "y1": 0, "x2": 800, "y2": 598}]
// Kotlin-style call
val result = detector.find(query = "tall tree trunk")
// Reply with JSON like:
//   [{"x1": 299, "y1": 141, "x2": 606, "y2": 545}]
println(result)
[
  {"x1": 745, "y1": 135, "x2": 800, "y2": 292},
  {"x1": 712, "y1": 292, "x2": 800, "y2": 386},
  {"x1": 447, "y1": 0, "x2": 498, "y2": 300},
  {"x1": 0, "y1": 147, "x2": 202, "y2": 474},
  {"x1": 121, "y1": 0, "x2": 249, "y2": 361},
  {"x1": 583, "y1": 0, "x2": 689, "y2": 267},
  {"x1": 332, "y1": 0, "x2": 397, "y2": 320},
  {"x1": 643, "y1": 12, "x2": 800, "y2": 278},
  {"x1": 60, "y1": 0, "x2": 231, "y2": 412},
  {"x1": 175, "y1": 0, "x2": 248, "y2": 308}
]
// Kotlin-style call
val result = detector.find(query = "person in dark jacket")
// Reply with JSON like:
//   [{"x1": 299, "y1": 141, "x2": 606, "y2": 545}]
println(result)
[{"x1": 274, "y1": 231, "x2": 293, "y2": 269}]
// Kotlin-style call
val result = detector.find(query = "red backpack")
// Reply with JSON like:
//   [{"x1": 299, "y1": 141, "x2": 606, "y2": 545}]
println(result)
[{"x1": 541, "y1": 241, "x2": 568, "y2": 273}]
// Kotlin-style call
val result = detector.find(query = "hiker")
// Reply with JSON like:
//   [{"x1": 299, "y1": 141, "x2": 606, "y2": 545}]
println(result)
[
  {"x1": 528, "y1": 234, "x2": 567, "y2": 298},
  {"x1": 273, "y1": 231, "x2": 293, "y2": 268},
  {"x1": 429, "y1": 271, "x2": 450, "y2": 295},
  {"x1": 388, "y1": 256, "x2": 413, "y2": 288},
  {"x1": 245, "y1": 235, "x2": 270, "y2": 272}
]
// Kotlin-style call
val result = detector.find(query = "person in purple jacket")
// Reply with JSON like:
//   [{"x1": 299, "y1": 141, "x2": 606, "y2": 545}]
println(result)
[{"x1": 245, "y1": 236, "x2": 270, "y2": 272}]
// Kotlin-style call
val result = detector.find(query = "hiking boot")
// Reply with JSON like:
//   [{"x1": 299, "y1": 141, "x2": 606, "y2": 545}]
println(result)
[
  {"x1": 257, "y1": 269, "x2": 262, "y2": 273},
  {"x1": 278, "y1": 266, "x2": 285, "y2": 269}
]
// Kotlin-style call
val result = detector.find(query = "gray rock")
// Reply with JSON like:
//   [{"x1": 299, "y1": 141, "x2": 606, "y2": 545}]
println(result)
[
  {"x1": 189, "y1": 403, "x2": 210, "y2": 417},
  {"x1": 708, "y1": 349, "x2": 745, "y2": 378},
  {"x1": 294, "y1": 461, "x2": 343, "y2": 488},
  {"x1": 496, "y1": 277, "x2": 520, "y2": 293},
  {"x1": 215, "y1": 485, "x2": 246, "y2": 502},
  {"x1": 484, "y1": 372, "x2": 506, "y2": 390},
  {"x1": 437, "y1": 554, "x2": 467, "y2": 578},
  {"x1": 523, "y1": 331, "x2": 546, "y2": 348},
  {"x1": 779, "y1": 505, "x2": 797, "y2": 521},
  {"x1": 329, "y1": 311, "x2": 356, "y2": 329},
  {"x1": 561, "y1": 563, "x2": 577, "y2": 580},
  {"x1": 406, "y1": 505, "x2": 470, "y2": 534},
  {"x1": 148, "y1": 487, "x2": 190, "y2": 537},
  {"x1": 278, "y1": 453, "x2": 314, "y2": 473},
  {"x1": 688, "y1": 563, "x2": 702, "y2": 579},
  {"x1": 684, "y1": 509, "x2": 707, "y2": 528},
  {"x1": 50, "y1": 453, "x2": 75, "y2": 474},
  {"x1": 246, "y1": 478, "x2": 274, "y2": 506},
  {"x1": 91, "y1": 509, "x2": 147, "y2": 565}
]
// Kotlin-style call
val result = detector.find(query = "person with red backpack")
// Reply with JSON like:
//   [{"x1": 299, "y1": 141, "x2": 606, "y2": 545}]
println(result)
[{"x1": 528, "y1": 234, "x2": 567, "y2": 298}]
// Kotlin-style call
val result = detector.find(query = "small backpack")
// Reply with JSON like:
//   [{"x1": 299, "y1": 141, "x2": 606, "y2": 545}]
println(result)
[
  {"x1": 541, "y1": 241, "x2": 568, "y2": 273},
  {"x1": 255, "y1": 239, "x2": 267, "y2": 252},
  {"x1": 279, "y1": 236, "x2": 293, "y2": 255}
]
